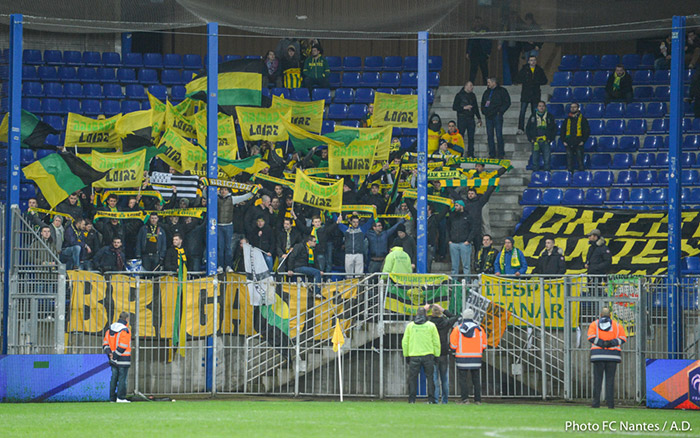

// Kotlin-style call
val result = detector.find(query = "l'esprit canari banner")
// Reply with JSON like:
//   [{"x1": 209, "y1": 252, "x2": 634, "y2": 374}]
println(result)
[
  {"x1": 372, "y1": 92, "x2": 417, "y2": 128},
  {"x1": 335, "y1": 125, "x2": 392, "y2": 162},
  {"x1": 64, "y1": 113, "x2": 121, "y2": 149},
  {"x1": 236, "y1": 107, "x2": 291, "y2": 142},
  {"x1": 292, "y1": 168, "x2": 343, "y2": 212},
  {"x1": 192, "y1": 111, "x2": 238, "y2": 160},
  {"x1": 328, "y1": 139, "x2": 377, "y2": 175},
  {"x1": 78, "y1": 149, "x2": 146, "y2": 188},
  {"x1": 165, "y1": 101, "x2": 197, "y2": 139},
  {"x1": 157, "y1": 128, "x2": 196, "y2": 173},
  {"x1": 271, "y1": 95, "x2": 325, "y2": 134}
]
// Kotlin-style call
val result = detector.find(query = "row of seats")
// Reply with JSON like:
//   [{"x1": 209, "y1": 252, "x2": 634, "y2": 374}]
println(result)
[
  {"x1": 537, "y1": 135, "x2": 700, "y2": 155},
  {"x1": 552, "y1": 69, "x2": 695, "y2": 87},
  {"x1": 559, "y1": 54, "x2": 656, "y2": 71},
  {"x1": 14, "y1": 82, "x2": 176, "y2": 101},
  {"x1": 550, "y1": 85, "x2": 684, "y2": 103},
  {"x1": 20, "y1": 98, "x2": 154, "y2": 117},
  {"x1": 530, "y1": 169, "x2": 700, "y2": 188},
  {"x1": 544, "y1": 117, "x2": 700, "y2": 136},
  {"x1": 547, "y1": 102, "x2": 668, "y2": 119},
  {"x1": 521, "y1": 187, "x2": 700, "y2": 206},
  {"x1": 527, "y1": 152, "x2": 693, "y2": 170}
]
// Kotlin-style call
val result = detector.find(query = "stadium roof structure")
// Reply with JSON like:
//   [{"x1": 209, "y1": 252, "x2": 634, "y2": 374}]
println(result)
[{"x1": 2, "y1": 0, "x2": 700, "y2": 41}]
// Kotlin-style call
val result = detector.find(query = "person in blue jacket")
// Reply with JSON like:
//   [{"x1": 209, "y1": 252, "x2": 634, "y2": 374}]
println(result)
[{"x1": 494, "y1": 237, "x2": 527, "y2": 276}]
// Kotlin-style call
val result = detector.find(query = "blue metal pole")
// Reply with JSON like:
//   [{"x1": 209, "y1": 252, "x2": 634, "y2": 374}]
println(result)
[
  {"x1": 667, "y1": 15, "x2": 685, "y2": 359},
  {"x1": 2, "y1": 14, "x2": 22, "y2": 355},
  {"x1": 205, "y1": 22, "x2": 219, "y2": 390},
  {"x1": 416, "y1": 31, "x2": 429, "y2": 274}
]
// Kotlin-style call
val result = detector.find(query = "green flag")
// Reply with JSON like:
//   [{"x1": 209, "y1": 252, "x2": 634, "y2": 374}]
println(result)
[
  {"x1": 0, "y1": 110, "x2": 59, "y2": 149},
  {"x1": 285, "y1": 119, "x2": 358, "y2": 155}
]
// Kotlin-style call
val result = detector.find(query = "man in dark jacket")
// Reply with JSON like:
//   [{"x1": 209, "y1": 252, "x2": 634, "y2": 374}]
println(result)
[
  {"x1": 61, "y1": 217, "x2": 89, "y2": 270},
  {"x1": 481, "y1": 78, "x2": 511, "y2": 159},
  {"x1": 448, "y1": 201, "x2": 477, "y2": 276},
  {"x1": 427, "y1": 203, "x2": 448, "y2": 272},
  {"x1": 560, "y1": 103, "x2": 591, "y2": 173},
  {"x1": 585, "y1": 229, "x2": 613, "y2": 295},
  {"x1": 526, "y1": 101, "x2": 557, "y2": 172},
  {"x1": 428, "y1": 303, "x2": 459, "y2": 404},
  {"x1": 605, "y1": 65, "x2": 633, "y2": 105},
  {"x1": 286, "y1": 236, "x2": 323, "y2": 299},
  {"x1": 466, "y1": 16, "x2": 491, "y2": 85},
  {"x1": 517, "y1": 55, "x2": 548, "y2": 134},
  {"x1": 135, "y1": 213, "x2": 167, "y2": 272},
  {"x1": 276, "y1": 217, "x2": 302, "y2": 260},
  {"x1": 366, "y1": 219, "x2": 406, "y2": 273},
  {"x1": 94, "y1": 237, "x2": 126, "y2": 273},
  {"x1": 218, "y1": 187, "x2": 255, "y2": 273},
  {"x1": 452, "y1": 81, "x2": 482, "y2": 158},
  {"x1": 301, "y1": 44, "x2": 330, "y2": 90},
  {"x1": 162, "y1": 233, "x2": 186, "y2": 273},
  {"x1": 533, "y1": 235, "x2": 567, "y2": 275},
  {"x1": 248, "y1": 217, "x2": 275, "y2": 271},
  {"x1": 337, "y1": 214, "x2": 374, "y2": 274},
  {"x1": 56, "y1": 193, "x2": 85, "y2": 223},
  {"x1": 475, "y1": 234, "x2": 498, "y2": 274},
  {"x1": 392, "y1": 224, "x2": 416, "y2": 268}
]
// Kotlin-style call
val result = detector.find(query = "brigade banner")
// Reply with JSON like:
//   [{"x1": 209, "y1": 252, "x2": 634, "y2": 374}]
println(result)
[
  {"x1": 236, "y1": 107, "x2": 291, "y2": 142},
  {"x1": 335, "y1": 125, "x2": 392, "y2": 162},
  {"x1": 328, "y1": 138, "x2": 377, "y2": 175},
  {"x1": 64, "y1": 113, "x2": 121, "y2": 149},
  {"x1": 93, "y1": 210, "x2": 148, "y2": 221},
  {"x1": 480, "y1": 274, "x2": 582, "y2": 328},
  {"x1": 372, "y1": 92, "x2": 418, "y2": 128},
  {"x1": 292, "y1": 169, "x2": 343, "y2": 212},
  {"x1": 514, "y1": 206, "x2": 700, "y2": 275},
  {"x1": 79, "y1": 149, "x2": 146, "y2": 188},
  {"x1": 192, "y1": 111, "x2": 239, "y2": 161},
  {"x1": 271, "y1": 95, "x2": 325, "y2": 134}
]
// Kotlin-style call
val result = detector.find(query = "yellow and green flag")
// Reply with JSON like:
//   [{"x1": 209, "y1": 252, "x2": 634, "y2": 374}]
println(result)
[
  {"x1": 64, "y1": 113, "x2": 122, "y2": 149},
  {"x1": 186, "y1": 64, "x2": 262, "y2": 107},
  {"x1": 292, "y1": 168, "x2": 343, "y2": 212},
  {"x1": 192, "y1": 110, "x2": 239, "y2": 161},
  {"x1": 157, "y1": 128, "x2": 195, "y2": 173},
  {"x1": 328, "y1": 139, "x2": 377, "y2": 175},
  {"x1": 165, "y1": 101, "x2": 197, "y2": 139},
  {"x1": 372, "y1": 92, "x2": 417, "y2": 128},
  {"x1": 336, "y1": 125, "x2": 392, "y2": 162},
  {"x1": 79, "y1": 149, "x2": 147, "y2": 188},
  {"x1": 147, "y1": 91, "x2": 166, "y2": 143},
  {"x1": 284, "y1": 119, "x2": 357, "y2": 155},
  {"x1": 0, "y1": 110, "x2": 59, "y2": 148},
  {"x1": 237, "y1": 107, "x2": 291, "y2": 142},
  {"x1": 271, "y1": 95, "x2": 325, "y2": 133}
]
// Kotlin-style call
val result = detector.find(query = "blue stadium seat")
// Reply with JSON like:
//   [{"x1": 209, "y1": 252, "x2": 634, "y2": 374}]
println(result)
[
  {"x1": 691, "y1": 188, "x2": 700, "y2": 204},
  {"x1": 634, "y1": 86, "x2": 653, "y2": 101},
  {"x1": 121, "y1": 100, "x2": 141, "y2": 114},
  {"x1": 550, "y1": 88, "x2": 571, "y2": 103},
  {"x1": 604, "y1": 103, "x2": 624, "y2": 118},
  {"x1": 654, "y1": 86, "x2": 670, "y2": 101},
  {"x1": 123, "y1": 52, "x2": 143, "y2": 68},
  {"x1": 529, "y1": 171, "x2": 551, "y2": 187},
  {"x1": 550, "y1": 154, "x2": 568, "y2": 170},
  {"x1": 360, "y1": 72, "x2": 381, "y2": 88},
  {"x1": 605, "y1": 188, "x2": 629, "y2": 204},
  {"x1": 20, "y1": 150, "x2": 35, "y2": 165},
  {"x1": 363, "y1": 56, "x2": 383, "y2": 71},
  {"x1": 550, "y1": 171, "x2": 571, "y2": 187},
  {"x1": 428, "y1": 72, "x2": 441, "y2": 88},
  {"x1": 19, "y1": 185, "x2": 36, "y2": 202},
  {"x1": 655, "y1": 152, "x2": 669, "y2": 168},
  {"x1": 404, "y1": 56, "x2": 418, "y2": 71},
  {"x1": 341, "y1": 72, "x2": 361, "y2": 87},
  {"x1": 163, "y1": 53, "x2": 182, "y2": 69},
  {"x1": 611, "y1": 153, "x2": 632, "y2": 169},
  {"x1": 49, "y1": 82, "x2": 70, "y2": 99},
  {"x1": 635, "y1": 170, "x2": 657, "y2": 186},
  {"x1": 551, "y1": 72, "x2": 571, "y2": 86},
  {"x1": 347, "y1": 104, "x2": 368, "y2": 120},
  {"x1": 334, "y1": 88, "x2": 355, "y2": 104},
  {"x1": 183, "y1": 54, "x2": 203, "y2": 70},
  {"x1": 82, "y1": 51, "x2": 102, "y2": 67},
  {"x1": 648, "y1": 188, "x2": 668, "y2": 204},
  {"x1": 428, "y1": 56, "x2": 442, "y2": 71},
  {"x1": 572, "y1": 87, "x2": 592, "y2": 102},
  {"x1": 271, "y1": 87, "x2": 289, "y2": 98},
  {"x1": 625, "y1": 103, "x2": 645, "y2": 118},
  {"x1": 343, "y1": 56, "x2": 362, "y2": 71},
  {"x1": 563, "y1": 188, "x2": 585, "y2": 205},
  {"x1": 640, "y1": 53, "x2": 656, "y2": 69},
  {"x1": 117, "y1": 68, "x2": 137, "y2": 84},
  {"x1": 81, "y1": 99, "x2": 101, "y2": 116},
  {"x1": 546, "y1": 103, "x2": 565, "y2": 119},
  {"x1": 63, "y1": 50, "x2": 82, "y2": 66},
  {"x1": 170, "y1": 85, "x2": 186, "y2": 102},
  {"x1": 125, "y1": 84, "x2": 147, "y2": 100},
  {"x1": 578, "y1": 55, "x2": 598, "y2": 70},
  {"x1": 633, "y1": 70, "x2": 653, "y2": 85},
  {"x1": 582, "y1": 103, "x2": 604, "y2": 119},
  {"x1": 520, "y1": 189, "x2": 542, "y2": 205},
  {"x1": 588, "y1": 119, "x2": 604, "y2": 136},
  {"x1": 327, "y1": 104, "x2": 348, "y2": 119},
  {"x1": 321, "y1": 120, "x2": 336, "y2": 135},
  {"x1": 641, "y1": 135, "x2": 663, "y2": 150},
  {"x1": 261, "y1": 88, "x2": 271, "y2": 100},
  {"x1": 625, "y1": 119, "x2": 646, "y2": 135},
  {"x1": 684, "y1": 135, "x2": 700, "y2": 150},
  {"x1": 58, "y1": 67, "x2": 78, "y2": 82},
  {"x1": 600, "y1": 55, "x2": 620, "y2": 70},
  {"x1": 592, "y1": 170, "x2": 614, "y2": 187},
  {"x1": 148, "y1": 85, "x2": 167, "y2": 102},
  {"x1": 23, "y1": 49, "x2": 42, "y2": 65},
  {"x1": 542, "y1": 189, "x2": 563, "y2": 205},
  {"x1": 328, "y1": 72, "x2": 341, "y2": 89},
  {"x1": 38, "y1": 66, "x2": 58, "y2": 82},
  {"x1": 653, "y1": 70, "x2": 670, "y2": 85},
  {"x1": 102, "y1": 52, "x2": 121, "y2": 67},
  {"x1": 244, "y1": 55, "x2": 261, "y2": 61},
  {"x1": 618, "y1": 136, "x2": 640, "y2": 152},
  {"x1": 683, "y1": 169, "x2": 699, "y2": 185},
  {"x1": 590, "y1": 153, "x2": 611, "y2": 169},
  {"x1": 312, "y1": 88, "x2": 331, "y2": 104},
  {"x1": 355, "y1": 88, "x2": 375, "y2": 104},
  {"x1": 585, "y1": 188, "x2": 606, "y2": 205},
  {"x1": 138, "y1": 69, "x2": 158, "y2": 85},
  {"x1": 77, "y1": 67, "x2": 99, "y2": 83},
  {"x1": 83, "y1": 83, "x2": 103, "y2": 99},
  {"x1": 41, "y1": 98, "x2": 62, "y2": 115},
  {"x1": 627, "y1": 188, "x2": 649, "y2": 204},
  {"x1": 681, "y1": 152, "x2": 696, "y2": 168},
  {"x1": 101, "y1": 100, "x2": 121, "y2": 117},
  {"x1": 593, "y1": 87, "x2": 607, "y2": 102},
  {"x1": 559, "y1": 55, "x2": 580, "y2": 71},
  {"x1": 614, "y1": 170, "x2": 637, "y2": 186},
  {"x1": 340, "y1": 120, "x2": 360, "y2": 128},
  {"x1": 571, "y1": 171, "x2": 593, "y2": 187},
  {"x1": 162, "y1": 69, "x2": 183, "y2": 86},
  {"x1": 604, "y1": 120, "x2": 624, "y2": 135},
  {"x1": 288, "y1": 87, "x2": 310, "y2": 101},
  {"x1": 140, "y1": 100, "x2": 151, "y2": 110},
  {"x1": 395, "y1": 88, "x2": 415, "y2": 95},
  {"x1": 384, "y1": 56, "x2": 403, "y2": 71},
  {"x1": 97, "y1": 67, "x2": 117, "y2": 83},
  {"x1": 685, "y1": 69, "x2": 696, "y2": 83},
  {"x1": 380, "y1": 72, "x2": 401, "y2": 88},
  {"x1": 401, "y1": 72, "x2": 418, "y2": 87},
  {"x1": 21, "y1": 98, "x2": 41, "y2": 113},
  {"x1": 143, "y1": 53, "x2": 163, "y2": 69},
  {"x1": 326, "y1": 56, "x2": 341, "y2": 72},
  {"x1": 23, "y1": 82, "x2": 43, "y2": 98},
  {"x1": 43, "y1": 50, "x2": 62, "y2": 65},
  {"x1": 691, "y1": 119, "x2": 700, "y2": 134},
  {"x1": 61, "y1": 99, "x2": 81, "y2": 114},
  {"x1": 597, "y1": 136, "x2": 618, "y2": 152},
  {"x1": 648, "y1": 119, "x2": 669, "y2": 134},
  {"x1": 591, "y1": 71, "x2": 610, "y2": 86},
  {"x1": 621, "y1": 54, "x2": 640, "y2": 70},
  {"x1": 571, "y1": 71, "x2": 591, "y2": 86},
  {"x1": 633, "y1": 153, "x2": 655, "y2": 169},
  {"x1": 42, "y1": 115, "x2": 63, "y2": 131},
  {"x1": 223, "y1": 55, "x2": 241, "y2": 63}
]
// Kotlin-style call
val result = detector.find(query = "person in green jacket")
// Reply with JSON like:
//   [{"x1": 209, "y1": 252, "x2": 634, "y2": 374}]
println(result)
[
  {"x1": 302, "y1": 44, "x2": 330, "y2": 91},
  {"x1": 382, "y1": 245, "x2": 413, "y2": 275},
  {"x1": 402, "y1": 307, "x2": 441, "y2": 403}
]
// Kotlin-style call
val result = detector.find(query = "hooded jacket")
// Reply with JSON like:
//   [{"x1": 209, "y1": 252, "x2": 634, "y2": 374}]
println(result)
[
  {"x1": 534, "y1": 246, "x2": 567, "y2": 275},
  {"x1": 338, "y1": 219, "x2": 374, "y2": 255},
  {"x1": 494, "y1": 247, "x2": 528, "y2": 275},
  {"x1": 429, "y1": 310, "x2": 459, "y2": 356},
  {"x1": 449, "y1": 319, "x2": 487, "y2": 369},
  {"x1": 586, "y1": 237, "x2": 612, "y2": 275},
  {"x1": 401, "y1": 314, "x2": 441, "y2": 357},
  {"x1": 102, "y1": 319, "x2": 131, "y2": 367},
  {"x1": 587, "y1": 316, "x2": 626, "y2": 362},
  {"x1": 428, "y1": 114, "x2": 445, "y2": 154},
  {"x1": 381, "y1": 246, "x2": 413, "y2": 274},
  {"x1": 452, "y1": 89, "x2": 482, "y2": 121}
]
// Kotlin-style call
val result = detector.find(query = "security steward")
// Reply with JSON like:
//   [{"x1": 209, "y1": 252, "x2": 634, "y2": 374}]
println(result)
[
  {"x1": 102, "y1": 311, "x2": 132, "y2": 403},
  {"x1": 587, "y1": 307, "x2": 627, "y2": 409},
  {"x1": 450, "y1": 308, "x2": 487, "y2": 405}
]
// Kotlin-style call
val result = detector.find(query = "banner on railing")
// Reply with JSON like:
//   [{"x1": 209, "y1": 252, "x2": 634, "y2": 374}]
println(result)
[
  {"x1": 384, "y1": 274, "x2": 452, "y2": 315},
  {"x1": 480, "y1": 274, "x2": 582, "y2": 328}
]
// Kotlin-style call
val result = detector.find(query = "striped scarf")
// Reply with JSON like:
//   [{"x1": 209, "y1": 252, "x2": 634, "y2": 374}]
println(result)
[
  {"x1": 307, "y1": 243, "x2": 315, "y2": 265},
  {"x1": 498, "y1": 248, "x2": 521, "y2": 272},
  {"x1": 566, "y1": 114, "x2": 583, "y2": 137},
  {"x1": 176, "y1": 247, "x2": 187, "y2": 280},
  {"x1": 311, "y1": 227, "x2": 319, "y2": 244},
  {"x1": 613, "y1": 73, "x2": 623, "y2": 91}
]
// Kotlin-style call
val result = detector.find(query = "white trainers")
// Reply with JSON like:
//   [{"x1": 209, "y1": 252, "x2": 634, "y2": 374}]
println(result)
[
  {"x1": 517, "y1": 129, "x2": 524, "y2": 135},
  {"x1": 116, "y1": 398, "x2": 130, "y2": 403},
  {"x1": 226, "y1": 266, "x2": 234, "y2": 273}
]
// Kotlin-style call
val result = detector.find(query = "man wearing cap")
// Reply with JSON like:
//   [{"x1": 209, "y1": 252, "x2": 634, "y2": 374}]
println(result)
[
  {"x1": 448, "y1": 200, "x2": 477, "y2": 276},
  {"x1": 402, "y1": 307, "x2": 441, "y2": 404},
  {"x1": 392, "y1": 224, "x2": 416, "y2": 268},
  {"x1": 587, "y1": 307, "x2": 627, "y2": 409},
  {"x1": 450, "y1": 308, "x2": 487, "y2": 405},
  {"x1": 494, "y1": 237, "x2": 527, "y2": 276},
  {"x1": 533, "y1": 234, "x2": 566, "y2": 276},
  {"x1": 585, "y1": 229, "x2": 612, "y2": 294},
  {"x1": 302, "y1": 44, "x2": 330, "y2": 91}
]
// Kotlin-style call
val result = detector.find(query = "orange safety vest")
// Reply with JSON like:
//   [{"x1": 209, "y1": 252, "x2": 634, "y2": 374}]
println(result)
[
  {"x1": 102, "y1": 321, "x2": 132, "y2": 367},
  {"x1": 449, "y1": 322, "x2": 487, "y2": 369},
  {"x1": 587, "y1": 318, "x2": 627, "y2": 363}
]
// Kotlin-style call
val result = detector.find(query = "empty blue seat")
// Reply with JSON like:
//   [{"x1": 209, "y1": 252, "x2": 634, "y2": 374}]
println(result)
[
  {"x1": 43, "y1": 50, "x2": 62, "y2": 65},
  {"x1": 82, "y1": 83, "x2": 103, "y2": 98},
  {"x1": 328, "y1": 104, "x2": 348, "y2": 119},
  {"x1": 551, "y1": 154, "x2": 568, "y2": 170},
  {"x1": 63, "y1": 50, "x2": 82, "y2": 66},
  {"x1": 101, "y1": 100, "x2": 121, "y2": 117},
  {"x1": 183, "y1": 54, "x2": 203, "y2": 70},
  {"x1": 395, "y1": 88, "x2": 415, "y2": 95},
  {"x1": 636, "y1": 170, "x2": 658, "y2": 186},
  {"x1": 271, "y1": 87, "x2": 289, "y2": 98},
  {"x1": 117, "y1": 68, "x2": 137, "y2": 84},
  {"x1": 41, "y1": 98, "x2": 62, "y2": 115},
  {"x1": 691, "y1": 188, "x2": 700, "y2": 204},
  {"x1": 571, "y1": 71, "x2": 591, "y2": 86},
  {"x1": 162, "y1": 53, "x2": 182, "y2": 69},
  {"x1": 347, "y1": 104, "x2": 367, "y2": 120},
  {"x1": 604, "y1": 103, "x2": 625, "y2": 118},
  {"x1": 340, "y1": 120, "x2": 360, "y2": 128},
  {"x1": 592, "y1": 171, "x2": 614, "y2": 187},
  {"x1": 77, "y1": 67, "x2": 98, "y2": 83},
  {"x1": 648, "y1": 188, "x2": 668, "y2": 204},
  {"x1": 334, "y1": 88, "x2": 355, "y2": 104},
  {"x1": 428, "y1": 56, "x2": 442, "y2": 71},
  {"x1": 38, "y1": 66, "x2": 58, "y2": 82},
  {"x1": 170, "y1": 85, "x2": 186, "y2": 102},
  {"x1": 618, "y1": 136, "x2": 640, "y2": 151},
  {"x1": 400, "y1": 72, "x2": 418, "y2": 87},
  {"x1": 384, "y1": 56, "x2": 403, "y2": 71},
  {"x1": 683, "y1": 169, "x2": 699, "y2": 185},
  {"x1": 591, "y1": 71, "x2": 610, "y2": 86},
  {"x1": 355, "y1": 88, "x2": 375, "y2": 104},
  {"x1": 691, "y1": 119, "x2": 700, "y2": 133},
  {"x1": 343, "y1": 56, "x2": 362, "y2": 71},
  {"x1": 621, "y1": 54, "x2": 640, "y2": 70},
  {"x1": 161, "y1": 69, "x2": 183, "y2": 86},
  {"x1": 143, "y1": 53, "x2": 163, "y2": 69},
  {"x1": 615, "y1": 170, "x2": 637, "y2": 186},
  {"x1": 611, "y1": 153, "x2": 632, "y2": 169},
  {"x1": 597, "y1": 136, "x2": 618, "y2": 152},
  {"x1": 640, "y1": 53, "x2": 656, "y2": 69},
  {"x1": 590, "y1": 153, "x2": 612, "y2": 169},
  {"x1": 125, "y1": 84, "x2": 146, "y2": 100},
  {"x1": 633, "y1": 70, "x2": 653, "y2": 85},
  {"x1": 572, "y1": 87, "x2": 592, "y2": 102},
  {"x1": 243, "y1": 55, "x2": 261, "y2": 61},
  {"x1": 682, "y1": 152, "x2": 696, "y2": 168},
  {"x1": 529, "y1": 171, "x2": 551, "y2": 187},
  {"x1": 326, "y1": 56, "x2": 341, "y2": 72},
  {"x1": 23, "y1": 82, "x2": 43, "y2": 98},
  {"x1": 550, "y1": 171, "x2": 571, "y2": 187},
  {"x1": 625, "y1": 119, "x2": 646, "y2": 135},
  {"x1": 641, "y1": 135, "x2": 663, "y2": 150},
  {"x1": 627, "y1": 188, "x2": 649, "y2": 204},
  {"x1": 148, "y1": 85, "x2": 167, "y2": 102},
  {"x1": 633, "y1": 153, "x2": 655, "y2": 169},
  {"x1": 138, "y1": 69, "x2": 158, "y2": 85},
  {"x1": 588, "y1": 119, "x2": 605, "y2": 135},
  {"x1": 546, "y1": 103, "x2": 565, "y2": 119},
  {"x1": 583, "y1": 137, "x2": 598, "y2": 152},
  {"x1": 341, "y1": 72, "x2": 361, "y2": 87},
  {"x1": 223, "y1": 55, "x2": 241, "y2": 63},
  {"x1": 97, "y1": 67, "x2": 117, "y2": 83},
  {"x1": 542, "y1": 188, "x2": 563, "y2": 205},
  {"x1": 551, "y1": 72, "x2": 571, "y2": 86},
  {"x1": 585, "y1": 188, "x2": 606, "y2": 205},
  {"x1": 578, "y1": 55, "x2": 599, "y2": 70},
  {"x1": 606, "y1": 188, "x2": 629, "y2": 204},
  {"x1": 655, "y1": 152, "x2": 669, "y2": 168},
  {"x1": 559, "y1": 55, "x2": 580, "y2": 71},
  {"x1": 363, "y1": 56, "x2": 383, "y2": 71},
  {"x1": 380, "y1": 72, "x2": 401, "y2": 88},
  {"x1": 82, "y1": 51, "x2": 102, "y2": 67},
  {"x1": 321, "y1": 120, "x2": 336, "y2": 134},
  {"x1": 571, "y1": 171, "x2": 593, "y2": 187},
  {"x1": 312, "y1": 88, "x2": 331, "y2": 104},
  {"x1": 288, "y1": 87, "x2": 310, "y2": 101},
  {"x1": 563, "y1": 188, "x2": 585, "y2": 205},
  {"x1": 61, "y1": 99, "x2": 81, "y2": 114},
  {"x1": 120, "y1": 100, "x2": 141, "y2": 113},
  {"x1": 684, "y1": 135, "x2": 700, "y2": 150},
  {"x1": 654, "y1": 86, "x2": 670, "y2": 101},
  {"x1": 20, "y1": 150, "x2": 35, "y2": 165},
  {"x1": 583, "y1": 103, "x2": 604, "y2": 118},
  {"x1": 550, "y1": 88, "x2": 571, "y2": 103},
  {"x1": 605, "y1": 119, "x2": 625, "y2": 135},
  {"x1": 58, "y1": 67, "x2": 78, "y2": 82},
  {"x1": 404, "y1": 56, "x2": 418, "y2": 71},
  {"x1": 653, "y1": 70, "x2": 670, "y2": 84},
  {"x1": 23, "y1": 49, "x2": 42, "y2": 65},
  {"x1": 81, "y1": 99, "x2": 101, "y2": 116},
  {"x1": 634, "y1": 86, "x2": 653, "y2": 101},
  {"x1": 625, "y1": 103, "x2": 645, "y2": 118},
  {"x1": 42, "y1": 115, "x2": 63, "y2": 131},
  {"x1": 521, "y1": 189, "x2": 542, "y2": 205},
  {"x1": 123, "y1": 52, "x2": 143, "y2": 68},
  {"x1": 22, "y1": 98, "x2": 41, "y2": 113},
  {"x1": 648, "y1": 119, "x2": 669, "y2": 134},
  {"x1": 328, "y1": 72, "x2": 341, "y2": 88},
  {"x1": 600, "y1": 55, "x2": 620, "y2": 70},
  {"x1": 102, "y1": 52, "x2": 121, "y2": 67},
  {"x1": 360, "y1": 72, "x2": 381, "y2": 88}
]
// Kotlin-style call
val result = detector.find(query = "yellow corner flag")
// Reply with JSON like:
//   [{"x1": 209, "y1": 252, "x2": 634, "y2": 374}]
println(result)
[{"x1": 332, "y1": 320, "x2": 345, "y2": 352}]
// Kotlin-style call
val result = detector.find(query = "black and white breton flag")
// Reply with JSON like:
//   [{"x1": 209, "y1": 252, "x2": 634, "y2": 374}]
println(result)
[{"x1": 150, "y1": 172, "x2": 200, "y2": 200}]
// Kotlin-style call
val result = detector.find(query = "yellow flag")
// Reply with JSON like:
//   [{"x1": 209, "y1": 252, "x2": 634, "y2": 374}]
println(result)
[
  {"x1": 147, "y1": 91, "x2": 166, "y2": 143},
  {"x1": 165, "y1": 101, "x2": 197, "y2": 139},
  {"x1": 236, "y1": 107, "x2": 291, "y2": 142},
  {"x1": 328, "y1": 138, "x2": 377, "y2": 175},
  {"x1": 335, "y1": 125, "x2": 392, "y2": 162},
  {"x1": 332, "y1": 320, "x2": 345, "y2": 352},
  {"x1": 292, "y1": 168, "x2": 343, "y2": 212},
  {"x1": 0, "y1": 113, "x2": 7, "y2": 142},
  {"x1": 192, "y1": 110, "x2": 239, "y2": 161},
  {"x1": 157, "y1": 128, "x2": 197, "y2": 173},
  {"x1": 372, "y1": 92, "x2": 417, "y2": 128},
  {"x1": 180, "y1": 141, "x2": 207, "y2": 173},
  {"x1": 79, "y1": 149, "x2": 147, "y2": 188},
  {"x1": 64, "y1": 113, "x2": 122, "y2": 149},
  {"x1": 271, "y1": 95, "x2": 325, "y2": 134}
]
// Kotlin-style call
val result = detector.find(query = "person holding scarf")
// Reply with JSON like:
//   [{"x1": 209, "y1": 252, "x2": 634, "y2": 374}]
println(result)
[
  {"x1": 560, "y1": 102, "x2": 591, "y2": 173},
  {"x1": 494, "y1": 237, "x2": 527, "y2": 276},
  {"x1": 94, "y1": 237, "x2": 126, "y2": 273},
  {"x1": 287, "y1": 235, "x2": 324, "y2": 299},
  {"x1": 525, "y1": 100, "x2": 556, "y2": 172},
  {"x1": 604, "y1": 64, "x2": 633, "y2": 105}
]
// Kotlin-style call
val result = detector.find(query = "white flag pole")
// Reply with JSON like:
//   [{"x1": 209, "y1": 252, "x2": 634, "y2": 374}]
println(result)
[{"x1": 338, "y1": 348, "x2": 343, "y2": 402}]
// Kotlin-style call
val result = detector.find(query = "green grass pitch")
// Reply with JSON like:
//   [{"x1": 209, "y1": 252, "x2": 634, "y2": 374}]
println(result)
[{"x1": 1, "y1": 399, "x2": 697, "y2": 437}]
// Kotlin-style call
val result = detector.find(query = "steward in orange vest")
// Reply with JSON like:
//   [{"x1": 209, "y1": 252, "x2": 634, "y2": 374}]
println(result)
[
  {"x1": 102, "y1": 311, "x2": 132, "y2": 403},
  {"x1": 587, "y1": 307, "x2": 627, "y2": 409},
  {"x1": 450, "y1": 308, "x2": 487, "y2": 404}
]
